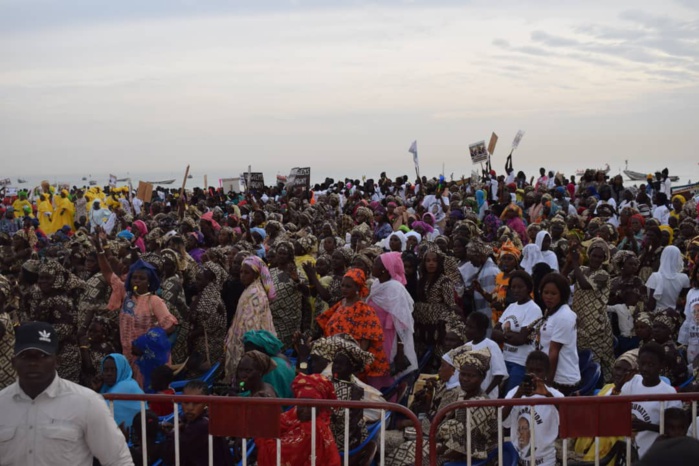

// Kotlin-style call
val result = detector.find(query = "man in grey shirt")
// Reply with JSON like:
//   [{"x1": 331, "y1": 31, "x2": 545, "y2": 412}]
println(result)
[{"x1": 0, "y1": 321, "x2": 133, "y2": 466}]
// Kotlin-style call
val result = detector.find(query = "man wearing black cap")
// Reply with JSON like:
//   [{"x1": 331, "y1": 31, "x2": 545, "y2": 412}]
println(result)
[{"x1": 0, "y1": 321, "x2": 133, "y2": 465}]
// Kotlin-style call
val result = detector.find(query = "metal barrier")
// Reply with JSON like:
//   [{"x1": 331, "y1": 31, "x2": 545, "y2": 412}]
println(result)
[
  {"x1": 427, "y1": 393, "x2": 699, "y2": 466},
  {"x1": 103, "y1": 393, "x2": 425, "y2": 466}
]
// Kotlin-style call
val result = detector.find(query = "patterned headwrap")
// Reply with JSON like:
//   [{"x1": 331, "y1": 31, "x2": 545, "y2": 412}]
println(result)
[
  {"x1": 500, "y1": 203, "x2": 523, "y2": 220},
  {"x1": 265, "y1": 220, "x2": 284, "y2": 236},
  {"x1": 653, "y1": 309, "x2": 681, "y2": 335},
  {"x1": 616, "y1": 349, "x2": 639, "y2": 372},
  {"x1": 451, "y1": 347, "x2": 491, "y2": 376},
  {"x1": 355, "y1": 206, "x2": 373, "y2": 223},
  {"x1": 334, "y1": 247, "x2": 355, "y2": 266},
  {"x1": 0, "y1": 275, "x2": 12, "y2": 300},
  {"x1": 498, "y1": 240, "x2": 521, "y2": 261},
  {"x1": 611, "y1": 250, "x2": 637, "y2": 274},
  {"x1": 242, "y1": 255, "x2": 276, "y2": 300},
  {"x1": 38, "y1": 260, "x2": 70, "y2": 290},
  {"x1": 241, "y1": 350, "x2": 277, "y2": 375},
  {"x1": 292, "y1": 373, "x2": 337, "y2": 400},
  {"x1": 635, "y1": 312, "x2": 653, "y2": 327},
  {"x1": 297, "y1": 235, "x2": 316, "y2": 255},
  {"x1": 351, "y1": 223, "x2": 372, "y2": 242},
  {"x1": 353, "y1": 253, "x2": 373, "y2": 272},
  {"x1": 204, "y1": 247, "x2": 228, "y2": 267},
  {"x1": 243, "y1": 330, "x2": 284, "y2": 356},
  {"x1": 14, "y1": 229, "x2": 37, "y2": 248},
  {"x1": 467, "y1": 239, "x2": 492, "y2": 257},
  {"x1": 310, "y1": 333, "x2": 374, "y2": 368},
  {"x1": 344, "y1": 268, "x2": 369, "y2": 298},
  {"x1": 586, "y1": 238, "x2": 610, "y2": 263}
]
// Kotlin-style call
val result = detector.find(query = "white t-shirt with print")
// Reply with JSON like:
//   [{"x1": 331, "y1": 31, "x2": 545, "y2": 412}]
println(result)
[
  {"x1": 538, "y1": 305, "x2": 580, "y2": 385},
  {"x1": 499, "y1": 300, "x2": 543, "y2": 366},
  {"x1": 466, "y1": 338, "x2": 509, "y2": 399},
  {"x1": 678, "y1": 288, "x2": 699, "y2": 365},
  {"x1": 421, "y1": 194, "x2": 449, "y2": 223},
  {"x1": 504, "y1": 386, "x2": 564, "y2": 466},
  {"x1": 620, "y1": 374, "x2": 681, "y2": 458}
]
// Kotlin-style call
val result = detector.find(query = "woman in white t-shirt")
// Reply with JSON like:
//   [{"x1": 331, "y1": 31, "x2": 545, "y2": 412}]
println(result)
[
  {"x1": 646, "y1": 245, "x2": 690, "y2": 312},
  {"x1": 532, "y1": 272, "x2": 580, "y2": 395},
  {"x1": 492, "y1": 270, "x2": 543, "y2": 393}
]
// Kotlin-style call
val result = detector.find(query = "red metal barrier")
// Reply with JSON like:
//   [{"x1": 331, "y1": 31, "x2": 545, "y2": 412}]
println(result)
[
  {"x1": 104, "y1": 393, "x2": 425, "y2": 466},
  {"x1": 427, "y1": 393, "x2": 699, "y2": 466}
]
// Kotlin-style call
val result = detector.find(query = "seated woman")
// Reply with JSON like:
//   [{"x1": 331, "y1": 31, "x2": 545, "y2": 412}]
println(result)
[
  {"x1": 573, "y1": 350, "x2": 639, "y2": 463},
  {"x1": 243, "y1": 329, "x2": 296, "y2": 399},
  {"x1": 386, "y1": 347, "x2": 497, "y2": 466},
  {"x1": 97, "y1": 353, "x2": 145, "y2": 429},
  {"x1": 231, "y1": 350, "x2": 278, "y2": 398},
  {"x1": 132, "y1": 327, "x2": 171, "y2": 392},
  {"x1": 316, "y1": 268, "x2": 390, "y2": 389},
  {"x1": 256, "y1": 374, "x2": 341, "y2": 466}
]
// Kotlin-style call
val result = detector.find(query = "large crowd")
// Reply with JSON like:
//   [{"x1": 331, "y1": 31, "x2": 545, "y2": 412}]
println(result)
[{"x1": 1, "y1": 163, "x2": 699, "y2": 466}]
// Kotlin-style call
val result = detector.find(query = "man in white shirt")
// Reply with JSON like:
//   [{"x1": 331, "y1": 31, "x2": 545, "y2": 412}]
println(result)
[
  {"x1": 0, "y1": 322, "x2": 133, "y2": 466},
  {"x1": 652, "y1": 193, "x2": 671, "y2": 226},
  {"x1": 463, "y1": 312, "x2": 508, "y2": 399}
]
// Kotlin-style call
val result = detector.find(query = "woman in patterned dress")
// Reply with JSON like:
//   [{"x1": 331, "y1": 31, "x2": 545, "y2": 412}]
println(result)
[
  {"x1": 76, "y1": 251, "x2": 116, "y2": 345},
  {"x1": 268, "y1": 241, "x2": 306, "y2": 348},
  {"x1": 0, "y1": 275, "x2": 17, "y2": 389},
  {"x1": 160, "y1": 248, "x2": 191, "y2": 364},
  {"x1": 224, "y1": 255, "x2": 277, "y2": 382},
  {"x1": 316, "y1": 268, "x2": 390, "y2": 389},
  {"x1": 188, "y1": 261, "x2": 228, "y2": 368},
  {"x1": 568, "y1": 239, "x2": 615, "y2": 382}
]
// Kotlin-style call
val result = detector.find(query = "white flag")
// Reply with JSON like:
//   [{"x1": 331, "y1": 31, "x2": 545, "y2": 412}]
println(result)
[
  {"x1": 408, "y1": 140, "x2": 419, "y2": 177},
  {"x1": 512, "y1": 130, "x2": 525, "y2": 150}
]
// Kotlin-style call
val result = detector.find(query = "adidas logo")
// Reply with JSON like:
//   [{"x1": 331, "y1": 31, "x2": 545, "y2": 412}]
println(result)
[{"x1": 38, "y1": 330, "x2": 52, "y2": 343}]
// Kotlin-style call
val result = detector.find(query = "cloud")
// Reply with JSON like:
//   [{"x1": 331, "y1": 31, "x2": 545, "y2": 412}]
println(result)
[{"x1": 530, "y1": 30, "x2": 580, "y2": 47}]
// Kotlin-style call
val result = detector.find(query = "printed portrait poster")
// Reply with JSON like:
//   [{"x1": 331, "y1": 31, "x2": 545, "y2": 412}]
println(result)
[{"x1": 469, "y1": 140, "x2": 488, "y2": 164}]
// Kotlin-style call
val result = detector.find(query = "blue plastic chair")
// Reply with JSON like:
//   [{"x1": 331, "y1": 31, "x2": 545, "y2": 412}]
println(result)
[
  {"x1": 577, "y1": 361, "x2": 601, "y2": 396},
  {"x1": 678, "y1": 374, "x2": 696, "y2": 389},
  {"x1": 443, "y1": 441, "x2": 519, "y2": 466},
  {"x1": 339, "y1": 411, "x2": 392, "y2": 462},
  {"x1": 171, "y1": 362, "x2": 221, "y2": 392},
  {"x1": 236, "y1": 439, "x2": 256, "y2": 466}
]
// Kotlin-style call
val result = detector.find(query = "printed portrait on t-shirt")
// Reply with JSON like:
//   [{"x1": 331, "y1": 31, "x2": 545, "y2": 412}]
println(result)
[{"x1": 517, "y1": 415, "x2": 532, "y2": 458}]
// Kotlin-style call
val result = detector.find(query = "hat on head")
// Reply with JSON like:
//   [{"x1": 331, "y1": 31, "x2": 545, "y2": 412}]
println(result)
[{"x1": 14, "y1": 322, "x2": 59, "y2": 356}]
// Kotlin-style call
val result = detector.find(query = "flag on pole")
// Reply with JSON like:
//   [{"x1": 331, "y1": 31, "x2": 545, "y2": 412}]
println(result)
[{"x1": 408, "y1": 140, "x2": 420, "y2": 178}]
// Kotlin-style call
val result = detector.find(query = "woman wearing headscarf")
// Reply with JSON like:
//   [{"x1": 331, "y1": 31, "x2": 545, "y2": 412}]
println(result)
[
  {"x1": 569, "y1": 239, "x2": 615, "y2": 382},
  {"x1": 255, "y1": 373, "x2": 340, "y2": 466},
  {"x1": 316, "y1": 268, "x2": 390, "y2": 388},
  {"x1": 159, "y1": 248, "x2": 190, "y2": 364},
  {"x1": 189, "y1": 261, "x2": 228, "y2": 368},
  {"x1": 0, "y1": 275, "x2": 16, "y2": 389},
  {"x1": 51, "y1": 189, "x2": 75, "y2": 232},
  {"x1": 224, "y1": 255, "x2": 277, "y2": 382},
  {"x1": 131, "y1": 220, "x2": 148, "y2": 253},
  {"x1": 131, "y1": 327, "x2": 171, "y2": 391},
  {"x1": 638, "y1": 225, "x2": 665, "y2": 282},
  {"x1": 96, "y1": 238, "x2": 178, "y2": 385},
  {"x1": 535, "y1": 230, "x2": 559, "y2": 272},
  {"x1": 500, "y1": 203, "x2": 529, "y2": 245},
  {"x1": 232, "y1": 350, "x2": 278, "y2": 398},
  {"x1": 609, "y1": 250, "x2": 647, "y2": 309},
  {"x1": 37, "y1": 193, "x2": 54, "y2": 234},
  {"x1": 520, "y1": 243, "x2": 545, "y2": 275},
  {"x1": 651, "y1": 309, "x2": 688, "y2": 385},
  {"x1": 475, "y1": 189, "x2": 488, "y2": 221},
  {"x1": 618, "y1": 213, "x2": 645, "y2": 253},
  {"x1": 484, "y1": 240, "x2": 522, "y2": 326},
  {"x1": 268, "y1": 241, "x2": 306, "y2": 348},
  {"x1": 368, "y1": 252, "x2": 419, "y2": 380},
  {"x1": 384, "y1": 230, "x2": 407, "y2": 252},
  {"x1": 646, "y1": 245, "x2": 690, "y2": 312},
  {"x1": 98, "y1": 353, "x2": 145, "y2": 429},
  {"x1": 243, "y1": 329, "x2": 296, "y2": 399},
  {"x1": 23, "y1": 261, "x2": 83, "y2": 382}
]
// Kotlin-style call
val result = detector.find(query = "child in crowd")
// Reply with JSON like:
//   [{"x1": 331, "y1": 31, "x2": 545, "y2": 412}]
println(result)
[
  {"x1": 162, "y1": 380, "x2": 234, "y2": 466},
  {"x1": 463, "y1": 312, "x2": 508, "y2": 399},
  {"x1": 503, "y1": 351, "x2": 563, "y2": 466},
  {"x1": 607, "y1": 288, "x2": 640, "y2": 356},
  {"x1": 620, "y1": 342, "x2": 682, "y2": 458}
]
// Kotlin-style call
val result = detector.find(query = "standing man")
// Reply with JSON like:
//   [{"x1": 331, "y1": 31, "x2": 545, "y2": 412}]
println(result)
[{"x1": 0, "y1": 322, "x2": 133, "y2": 466}]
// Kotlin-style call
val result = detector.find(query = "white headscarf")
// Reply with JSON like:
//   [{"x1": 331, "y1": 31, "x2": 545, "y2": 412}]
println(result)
[
  {"x1": 383, "y1": 231, "x2": 407, "y2": 251},
  {"x1": 534, "y1": 230, "x2": 559, "y2": 271},
  {"x1": 367, "y1": 278, "x2": 418, "y2": 378},
  {"x1": 653, "y1": 245, "x2": 684, "y2": 300},
  {"x1": 520, "y1": 243, "x2": 545, "y2": 275},
  {"x1": 441, "y1": 352, "x2": 461, "y2": 389}
]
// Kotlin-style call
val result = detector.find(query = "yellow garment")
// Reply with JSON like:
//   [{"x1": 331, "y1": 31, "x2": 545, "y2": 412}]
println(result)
[
  {"x1": 51, "y1": 195, "x2": 75, "y2": 231},
  {"x1": 573, "y1": 384, "x2": 625, "y2": 463},
  {"x1": 106, "y1": 195, "x2": 121, "y2": 210},
  {"x1": 38, "y1": 196, "x2": 54, "y2": 234},
  {"x1": 12, "y1": 199, "x2": 32, "y2": 218}
]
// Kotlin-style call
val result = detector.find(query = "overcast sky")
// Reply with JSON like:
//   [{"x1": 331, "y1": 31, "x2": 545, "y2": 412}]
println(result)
[{"x1": 1, "y1": 0, "x2": 698, "y2": 182}]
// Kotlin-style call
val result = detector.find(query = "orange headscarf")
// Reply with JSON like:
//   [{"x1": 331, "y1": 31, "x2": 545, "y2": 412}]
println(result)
[{"x1": 344, "y1": 268, "x2": 369, "y2": 297}]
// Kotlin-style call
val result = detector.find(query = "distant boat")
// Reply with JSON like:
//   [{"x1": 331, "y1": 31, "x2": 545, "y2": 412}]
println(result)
[
  {"x1": 89, "y1": 180, "x2": 97, "y2": 186},
  {"x1": 82, "y1": 176, "x2": 87, "y2": 181},
  {"x1": 188, "y1": 174, "x2": 193, "y2": 179},
  {"x1": 672, "y1": 181, "x2": 699, "y2": 199},
  {"x1": 576, "y1": 163, "x2": 610, "y2": 176},
  {"x1": 0, "y1": 178, "x2": 11, "y2": 186},
  {"x1": 17, "y1": 178, "x2": 27, "y2": 184},
  {"x1": 623, "y1": 169, "x2": 679, "y2": 182},
  {"x1": 147, "y1": 179, "x2": 176, "y2": 185},
  {"x1": 116, "y1": 178, "x2": 130, "y2": 182}
]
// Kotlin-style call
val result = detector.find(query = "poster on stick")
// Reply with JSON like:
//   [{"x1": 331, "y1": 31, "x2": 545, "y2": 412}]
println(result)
[
  {"x1": 469, "y1": 140, "x2": 488, "y2": 164},
  {"x1": 242, "y1": 172, "x2": 265, "y2": 190},
  {"x1": 487, "y1": 133, "x2": 498, "y2": 155},
  {"x1": 136, "y1": 181, "x2": 154, "y2": 203},
  {"x1": 286, "y1": 167, "x2": 311, "y2": 190},
  {"x1": 512, "y1": 130, "x2": 525, "y2": 150},
  {"x1": 109, "y1": 174, "x2": 117, "y2": 187}
]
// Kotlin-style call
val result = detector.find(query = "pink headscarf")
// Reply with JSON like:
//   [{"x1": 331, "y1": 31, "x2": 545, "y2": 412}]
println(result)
[
  {"x1": 380, "y1": 252, "x2": 407, "y2": 285},
  {"x1": 200, "y1": 211, "x2": 221, "y2": 232},
  {"x1": 242, "y1": 255, "x2": 276, "y2": 300},
  {"x1": 132, "y1": 220, "x2": 148, "y2": 253}
]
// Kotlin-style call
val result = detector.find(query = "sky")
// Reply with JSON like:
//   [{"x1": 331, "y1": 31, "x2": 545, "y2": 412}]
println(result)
[{"x1": 1, "y1": 0, "x2": 698, "y2": 183}]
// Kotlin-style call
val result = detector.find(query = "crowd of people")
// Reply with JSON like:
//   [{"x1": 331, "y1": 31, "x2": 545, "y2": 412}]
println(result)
[{"x1": 1, "y1": 162, "x2": 699, "y2": 465}]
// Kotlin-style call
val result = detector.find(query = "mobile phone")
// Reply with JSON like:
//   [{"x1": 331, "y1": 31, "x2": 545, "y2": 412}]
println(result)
[{"x1": 523, "y1": 374, "x2": 534, "y2": 386}]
